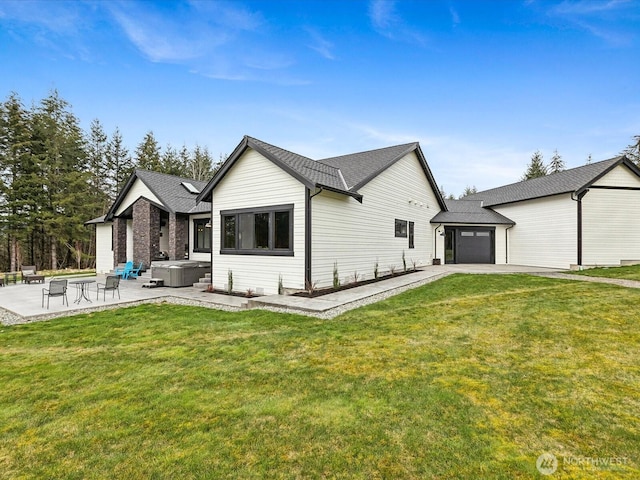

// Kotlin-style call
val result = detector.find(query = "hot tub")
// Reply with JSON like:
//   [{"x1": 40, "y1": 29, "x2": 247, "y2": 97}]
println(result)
[{"x1": 150, "y1": 261, "x2": 211, "y2": 287}]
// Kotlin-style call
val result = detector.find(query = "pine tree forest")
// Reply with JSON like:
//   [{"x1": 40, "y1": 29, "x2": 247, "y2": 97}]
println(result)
[{"x1": 0, "y1": 91, "x2": 223, "y2": 272}]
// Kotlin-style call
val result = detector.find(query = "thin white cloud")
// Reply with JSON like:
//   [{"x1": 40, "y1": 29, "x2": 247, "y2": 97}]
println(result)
[
  {"x1": 544, "y1": 0, "x2": 637, "y2": 45},
  {"x1": 449, "y1": 6, "x2": 460, "y2": 26},
  {"x1": 306, "y1": 28, "x2": 336, "y2": 60},
  {"x1": 550, "y1": 0, "x2": 632, "y2": 15},
  {"x1": 368, "y1": 0, "x2": 428, "y2": 46}
]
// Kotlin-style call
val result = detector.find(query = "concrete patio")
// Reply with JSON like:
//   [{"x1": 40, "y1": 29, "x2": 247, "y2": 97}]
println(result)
[{"x1": 0, "y1": 265, "x2": 561, "y2": 325}]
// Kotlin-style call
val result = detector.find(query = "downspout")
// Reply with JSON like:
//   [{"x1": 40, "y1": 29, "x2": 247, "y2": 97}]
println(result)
[
  {"x1": 505, "y1": 224, "x2": 514, "y2": 264},
  {"x1": 305, "y1": 187, "x2": 323, "y2": 288},
  {"x1": 434, "y1": 223, "x2": 442, "y2": 262},
  {"x1": 571, "y1": 190, "x2": 589, "y2": 267}
]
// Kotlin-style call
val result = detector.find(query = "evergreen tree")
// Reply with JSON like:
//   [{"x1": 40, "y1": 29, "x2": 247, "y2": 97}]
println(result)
[
  {"x1": 161, "y1": 144, "x2": 188, "y2": 177},
  {"x1": 621, "y1": 135, "x2": 640, "y2": 165},
  {"x1": 135, "y1": 131, "x2": 162, "y2": 171},
  {"x1": 522, "y1": 150, "x2": 547, "y2": 180},
  {"x1": 106, "y1": 127, "x2": 133, "y2": 200},
  {"x1": 31, "y1": 90, "x2": 90, "y2": 269},
  {"x1": 0, "y1": 93, "x2": 34, "y2": 270},
  {"x1": 86, "y1": 119, "x2": 111, "y2": 211},
  {"x1": 548, "y1": 149, "x2": 565, "y2": 174},
  {"x1": 459, "y1": 185, "x2": 477, "y2": 198}
]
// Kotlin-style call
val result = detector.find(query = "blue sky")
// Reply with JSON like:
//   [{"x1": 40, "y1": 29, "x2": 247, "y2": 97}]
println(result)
[{"x1": 1, "y1": 0, "x2": 639, "y2": 195}]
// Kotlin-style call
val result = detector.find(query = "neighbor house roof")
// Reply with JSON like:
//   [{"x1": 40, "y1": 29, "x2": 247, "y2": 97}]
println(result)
[
  {"x1": 430, "y1": 200, "x2": 515, "y2": 225},
  {"x1": 105, "y1": 169, "x2": 211, "y2": 221},
  {"x1": 465, "y1": 156, "x2": 638, "y2": 207},
  {"x1": 197, "y1": 135, "x2": 447, "y2": 210}
]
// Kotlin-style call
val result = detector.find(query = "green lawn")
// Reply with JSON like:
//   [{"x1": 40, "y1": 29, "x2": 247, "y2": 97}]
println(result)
[
  {"x1": 1, "y1": 274, "x2": 639, "y2": 479},
  {"x1": 569, "y1": 264, "x2": 640, "y2": 281}
]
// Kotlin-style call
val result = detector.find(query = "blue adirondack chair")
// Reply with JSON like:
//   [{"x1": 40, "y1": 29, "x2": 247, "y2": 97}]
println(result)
[
  {"x1": 130, "y1": 262, "x2": 144, "y2": 278},
  {"x1": 114, "y1": 261, "x2": 134, "y2": 279}
]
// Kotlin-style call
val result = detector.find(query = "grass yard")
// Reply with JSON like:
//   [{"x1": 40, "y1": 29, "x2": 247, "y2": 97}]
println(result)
[
  {"x1": 1, "y1": 274, "x2": 639, "y2": 479},
  {"x1": 569, "y1": 264, "x2": 640, "y2": 281}
]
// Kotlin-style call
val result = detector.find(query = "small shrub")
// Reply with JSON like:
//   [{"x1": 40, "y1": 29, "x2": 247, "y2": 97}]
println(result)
[
  {"x1": 333, "y1": 261, "x2": 340, "y2": 288},
  {"x1": 352, "y1": 271, "x2": 361, "y2": 283},
  {"x1": 206, "y1": 284, "x2": 215, "y2": 293},
  {"x1": 411, "y1": 258, "x2": 419, "y2": 271},
  {"x1": 278, "y1": 274, "x2": 284, "y2": 295},
  {"x1": 389, "y1": 265, "x2": 396, "y2": 277},
  {"x1": 246, "y1": 288, "x2": 254, "y2": 297},
  {"x1": 305, "y1": 279, "x2": 318, "y2": 295},
  {"x1": 374, "y1": 260, "x2": 379, "y2": 279},
  {"x1": 227, "y1": 269, "x2": 233, "y2": 294},
  {"x1": 402, "y1": 250, "x2": 407, "y2": 272}
]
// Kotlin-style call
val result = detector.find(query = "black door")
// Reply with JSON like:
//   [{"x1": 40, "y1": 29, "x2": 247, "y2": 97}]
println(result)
[{"x1": 445, "y1": 227, "x2": 495, "y2": 264}]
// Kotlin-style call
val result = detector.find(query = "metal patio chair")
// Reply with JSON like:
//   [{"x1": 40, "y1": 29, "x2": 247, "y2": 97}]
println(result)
[
  {"x1": 96, "y1": 275, "x2": 121, "y2": 301},
  {"x1": 42, "y1": 279, "x2": 68, "y2": 309}
]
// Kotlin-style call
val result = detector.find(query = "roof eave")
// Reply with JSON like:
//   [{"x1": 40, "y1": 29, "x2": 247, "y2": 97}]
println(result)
[{"x1": 317, "y1": 184, "x2": 363, "y2": 203}]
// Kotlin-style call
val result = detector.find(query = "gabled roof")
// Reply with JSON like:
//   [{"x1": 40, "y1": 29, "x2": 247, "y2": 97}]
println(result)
[
  {"x1": 465, "y1": 156, "x2": 639, "y2": 207},
  {"x1": 430, "y1": 200, "x2": 514, "y2": 225},
  {"x1": 197, "y1": 135, "x2": 447, "y2": 210},
  {"x1": 106, "y1": 169, "x2": 211, "y2": 220}
]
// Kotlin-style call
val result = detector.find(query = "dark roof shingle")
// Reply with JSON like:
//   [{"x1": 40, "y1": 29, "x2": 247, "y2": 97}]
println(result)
[
  {"x1": 465, "y1": 156, "x2": 630, "y2": 206},
  {"x1": 430, "y1": 200, "x2": 514, "y2": 225}
]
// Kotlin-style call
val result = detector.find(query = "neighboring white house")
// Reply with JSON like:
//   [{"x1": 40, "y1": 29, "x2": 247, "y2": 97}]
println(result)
[
  {"x1": 433, "y1": 156, "x2": 640, "y2": 269},
  {"x1": 196, "y1": 136, "x2": 446, "y2": 294},
  {"x1": 86, "y1": 170, "x2": 212, "y2": 273}
]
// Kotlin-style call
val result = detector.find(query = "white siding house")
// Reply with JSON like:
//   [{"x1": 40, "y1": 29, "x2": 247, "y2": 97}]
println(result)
[
  {"x1": 461, "y1": 157, "x2": 640, "y2": 269},
  {"x1": 197, "y1": 136, "x2": 447, "y2": 294}
]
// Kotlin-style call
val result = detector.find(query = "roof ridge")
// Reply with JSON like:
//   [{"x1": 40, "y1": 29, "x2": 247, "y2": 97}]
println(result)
[{"x1": 318, "y1": 141, "x2": 418, "y2": 163}]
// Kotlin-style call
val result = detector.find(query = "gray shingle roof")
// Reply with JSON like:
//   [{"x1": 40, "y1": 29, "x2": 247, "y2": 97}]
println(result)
[
  {"x1": 430, "y1": 200, "x2": 515, "y2": 225},
  {"x1": 106, "y1": 170, "x2": 211, "y2": 220},
  {"x1": 197, "y1": 136, "x2": 447, "y2": 211},
  {"x1": 319, "y1": 143, "x2": 418, "y2": 189},
  {"x1": 465, "y1": 156, "x2": 630, "y2": 207},
  {"x1": 247, "y1": 137, "x2": 347, "y2": 192}
]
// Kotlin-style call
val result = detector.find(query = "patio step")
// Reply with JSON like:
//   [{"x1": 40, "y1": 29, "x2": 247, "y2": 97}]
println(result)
[{"x1": 193, "y1": 282, "x2": 212, "y2": 289}]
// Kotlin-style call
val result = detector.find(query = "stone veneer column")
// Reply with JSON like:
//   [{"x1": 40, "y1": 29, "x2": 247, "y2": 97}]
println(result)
[
  {"x1": 132, "y1": 198, "x2": 161, "y2": 267},
  {"x1": 168, "y1": 213, "x2": 188, "y2": 260},
  {"x1": 112, "y1": 217, "x2": 128, "y2": 265}
]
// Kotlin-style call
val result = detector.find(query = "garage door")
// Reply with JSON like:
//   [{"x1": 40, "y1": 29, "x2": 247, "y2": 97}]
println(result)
[{"x1": 446, "y1": 228, "x2": 495, "y2": 264}]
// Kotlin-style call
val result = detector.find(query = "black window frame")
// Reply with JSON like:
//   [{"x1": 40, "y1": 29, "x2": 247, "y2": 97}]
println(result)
[
  {"x1": 220, "y1": 204, "x2": 294, "y2": 256},
  {"x1": 408, "y1": 221, "x2": 415, "y2": 249},
  {"x1": 193, "y1": 218, "x2": 212, "y2": 253},
  {"x1": 395, "y1": 219, "x2": 408, "y2": 238}
]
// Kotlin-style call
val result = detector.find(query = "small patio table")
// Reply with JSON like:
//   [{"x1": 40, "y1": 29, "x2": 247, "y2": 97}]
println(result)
[{"x1": 71, "y1": 279, "x2": 96, "y2": 304}]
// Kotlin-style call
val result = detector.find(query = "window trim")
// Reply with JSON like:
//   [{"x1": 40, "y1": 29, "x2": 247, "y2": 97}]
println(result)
[
  {"x1": 193, "y1": 218, "x2": 212, "y2": 253},
  {"x1": 220, "y1": 204, "x2": 294, "y2": 256}
]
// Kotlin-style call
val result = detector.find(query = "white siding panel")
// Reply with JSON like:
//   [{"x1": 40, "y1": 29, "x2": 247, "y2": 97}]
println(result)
[
  {"x1": 582, "y1": 189, "x2": 640, "y2": 265},
  {"x1": 115, "y1": 179, "x2": 162, "y2": 216},
  {"x1": 311, "y1": 152, "x2": 439, "y2": 286},
  {"x1": 95, "y1": 223, "x2": 113, "y2": 274},
  {"x1": 592, "y1": 164, "x2": 640, "y2": 188},
  {"x1": 493, "y1": 194, "x2": 577, "y2": 268},
  {"x1": 212, "y1": 149, "x2": 306, "y2": 294}
]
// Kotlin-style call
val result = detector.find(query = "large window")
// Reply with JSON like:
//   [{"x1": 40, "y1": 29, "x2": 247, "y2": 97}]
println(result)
[
  {"x1": 395, "y1": 219, "x2": 407, "y2": 238},
  {"x1": 221, "y1": 205, "x2": 293, "y2": 255},
  {"x1": 193, "y1": 218, "x2": 211, "y2": 253}
]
